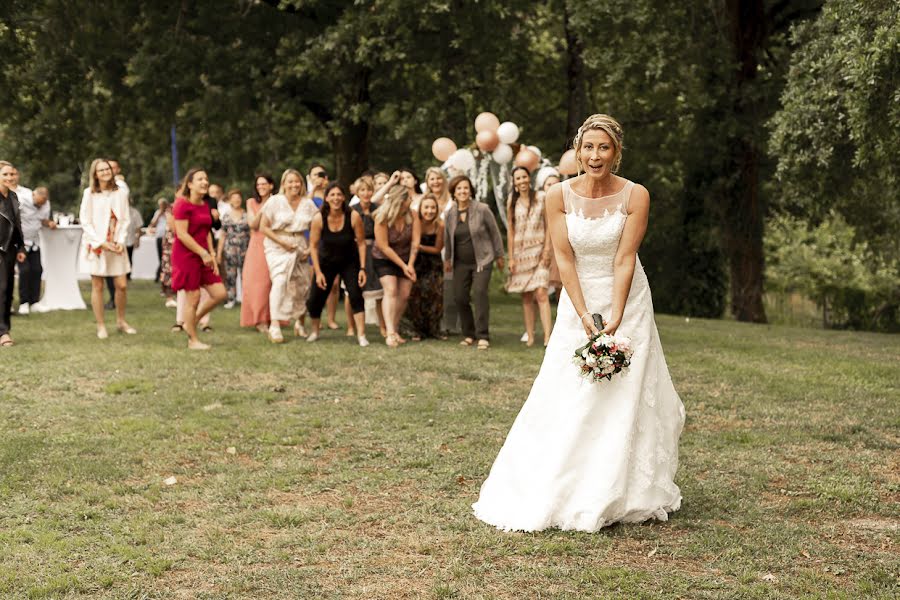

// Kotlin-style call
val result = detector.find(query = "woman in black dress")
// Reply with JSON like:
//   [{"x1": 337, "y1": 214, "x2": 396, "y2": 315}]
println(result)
[{"x1": 407, "y1": 194, "x2": 444, "y2": 339}]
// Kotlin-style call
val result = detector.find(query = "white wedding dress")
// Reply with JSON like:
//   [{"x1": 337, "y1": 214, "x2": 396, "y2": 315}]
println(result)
[{"x1": 472, "y1": 179, "x2": 685, "y2": 532}]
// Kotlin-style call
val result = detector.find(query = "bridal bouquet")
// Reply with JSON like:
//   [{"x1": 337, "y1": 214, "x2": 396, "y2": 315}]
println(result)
[{"x1": 572, "y1": 315, "x2": 634, "y2": 383}]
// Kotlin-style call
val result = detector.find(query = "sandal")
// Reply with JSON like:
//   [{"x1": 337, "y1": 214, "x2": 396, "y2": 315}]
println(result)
[
  {"x1": 459, "y1": 338, "x2": 474, "y2": 347},
  {"x1": 170, "y1": 323, "x2": 184, "y2": 333},
  {"x1": 0, "y1": 334, "x2": 14, "y2": 347},
  {"x1": 201, "y1": 325, "x2": 213, "y2": 333},
  {"x1": 117, "y1": 323, "x2": 137, "y2": 335},
  {"x1": 386, "y1": 333, "x2": 399, "y2": 348},
  {"x1": 477, "y1": 339, "x2": 490, "y2": 350},
  {"x1": 294, "y1": 321, "x2": 307, "y2": 338}
]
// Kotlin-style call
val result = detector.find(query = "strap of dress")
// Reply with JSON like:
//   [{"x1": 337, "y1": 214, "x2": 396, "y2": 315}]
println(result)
[
  {"x1": 561, "y1": 179, "x2": 572, "y2": 214},
  {"x1": 622, "y1": 180, "x2": 635, "y2": 214}
]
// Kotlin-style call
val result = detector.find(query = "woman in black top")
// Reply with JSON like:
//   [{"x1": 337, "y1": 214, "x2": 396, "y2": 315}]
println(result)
[
  {"x1": 306, "y1": 182, "x2": 369, "y2": 346},
  {"x1": 349, "y1": 176, "x2": 386, "y2": 337}
]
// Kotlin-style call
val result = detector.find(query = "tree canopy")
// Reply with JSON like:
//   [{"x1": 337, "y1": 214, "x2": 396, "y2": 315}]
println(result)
[{"x1": 0, "y1": 0, "x2": 896, "y2": 329}]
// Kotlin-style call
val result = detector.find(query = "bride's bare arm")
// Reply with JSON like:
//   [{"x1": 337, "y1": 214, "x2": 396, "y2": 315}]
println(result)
[
  {"x1": 546, "y1": 183, "x2": 598, "y2": 337},
  {"x1": 605, "y1": 184, "x2": 650, "y2": 334}
]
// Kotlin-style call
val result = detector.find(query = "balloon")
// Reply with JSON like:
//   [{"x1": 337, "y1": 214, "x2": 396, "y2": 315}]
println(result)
[
  {"x1": 558, "y1": 149, "x2": 578, "y2": 175},
  {"x1": 492, "y1": 144, "x2": 513, "y2": 165},
  {"x1": 475, "y1": 130, "x2": 500, "y2": 152},
  {"x1": 497, "y1": 122, "x2": 519, "y2": 144},
  {"x1": 514, "y1": 148, "x2": 540, "y2": 171},
  {"x1": 449, "y1": 148, "x2": 476, "y2": 171},
  {"x1": 492, "y1": 143, "x2": 513, "y2": 165},
  {"x1": 527, "y1": 145, "x2": 542, "y2": 159},
  {"x1": 474, "y1": 112, "x2": 500, "y2": 133},
  {"x1": 431, "y1": 137, "x2": 457, "y2": 162}
]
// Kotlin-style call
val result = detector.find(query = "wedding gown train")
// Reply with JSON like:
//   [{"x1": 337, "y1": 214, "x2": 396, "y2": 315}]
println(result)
[{"x1": 472, "y1": 179, "x2": 685, "y2": 532}]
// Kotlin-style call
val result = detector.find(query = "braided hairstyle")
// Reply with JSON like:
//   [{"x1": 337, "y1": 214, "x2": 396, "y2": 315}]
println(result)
[{"x1": 572, "y1": 114, "x2": 624, "y2": 174}]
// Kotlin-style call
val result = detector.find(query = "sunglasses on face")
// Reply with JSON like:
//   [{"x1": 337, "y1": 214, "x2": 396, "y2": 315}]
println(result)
[{"x1": 314, "y1": 171, "x2": 328, "y2": 178}]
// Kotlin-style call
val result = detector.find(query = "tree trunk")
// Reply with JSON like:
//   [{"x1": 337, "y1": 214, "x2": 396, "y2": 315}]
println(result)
[
  {"x1": 721, "y1": 0, "x2": 768, "y2": 323},
  {"x1": 722, "y1": 140, "x2": 767, "y2": 322},
  {"x1": 333, "y1": 121, "x2": 369, "y2": 187},
  {"x1": 332, "y1": 68, "x2": 371, "y2": 186},
  {"x1": 563, "y1": 1, "x2": 587, "y2": 146}
]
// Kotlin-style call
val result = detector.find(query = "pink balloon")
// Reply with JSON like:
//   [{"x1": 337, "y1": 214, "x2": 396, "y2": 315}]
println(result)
[
  {"x1": 431, "y1": 137, "x2": 457, "y2": 162},
  {"x1": 476, "y1": 130, "x2": 500, "y2": 152},
  {"x1": 558, "y1": 149, "x2": 578, "y2": 175},
  {"x1": 474, "y1": 112, "x2": 500, "y2": 133},
  {"x1": 514, "y1": 148, "x2": 540, "y2": 172}
]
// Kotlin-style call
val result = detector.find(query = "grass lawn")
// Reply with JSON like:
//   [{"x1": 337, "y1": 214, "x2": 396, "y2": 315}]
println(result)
[{"x1": 2, "y1": 280, "x2": 898, "y2": 599}]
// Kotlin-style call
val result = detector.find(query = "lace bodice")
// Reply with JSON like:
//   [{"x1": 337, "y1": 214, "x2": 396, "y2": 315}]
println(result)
[{"x1": 563, "y1": 179, "x2": 633, "y2": 277}]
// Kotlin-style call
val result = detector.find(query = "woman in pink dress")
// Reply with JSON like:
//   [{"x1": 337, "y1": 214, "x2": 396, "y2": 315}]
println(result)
[
  {"x1": 240, "y1": 173, "x2": 274, "y2": 331},
  {"x1": 171, "y1": 168, "x2": 226, "y2": 350}
]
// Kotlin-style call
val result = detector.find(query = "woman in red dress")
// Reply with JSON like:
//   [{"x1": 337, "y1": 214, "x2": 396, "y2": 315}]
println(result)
[{"x1": 171, "y1": 168, "x2": 227, "y2": 350}]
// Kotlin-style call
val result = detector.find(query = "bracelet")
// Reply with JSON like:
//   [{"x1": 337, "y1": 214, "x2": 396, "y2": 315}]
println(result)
[{"x1": 580, "y1": 311, "x2": 591, "y2": 322}]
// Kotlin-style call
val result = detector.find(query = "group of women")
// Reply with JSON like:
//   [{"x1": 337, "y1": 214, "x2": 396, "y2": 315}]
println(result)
[{"x1": 82, "y1": 158, "x2": 561, "y2": 350}]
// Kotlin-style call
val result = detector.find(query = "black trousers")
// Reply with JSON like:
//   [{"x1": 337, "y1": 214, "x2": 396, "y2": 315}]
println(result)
[
  {"x1": 18, "y1": 248, "x2": 42, "y2": 305},
  {"x1": 453, "y1": 261, "x2": 493, "y2": 340},
  {"x1": 0, "y1": 251, "x2": 14, "y2": 337},
  {"x1": 155, "y1": 237, "x2": 163, "y2": 281},
  {"x1": 307, "y1": 260, "x2": 364, "y2": 318}
]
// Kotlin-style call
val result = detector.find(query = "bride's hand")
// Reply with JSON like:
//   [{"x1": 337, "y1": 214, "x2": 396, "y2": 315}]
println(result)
[
  {"x1": 580, "y1": 313, "x2": 601, "y2": 338},
  {"x1": 601, "y1": 318, "x2": 620, "y2": 336}
]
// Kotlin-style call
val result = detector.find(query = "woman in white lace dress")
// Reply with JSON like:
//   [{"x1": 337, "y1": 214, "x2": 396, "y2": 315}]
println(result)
[{"x1": 472, "y1": 114, "x2": 685, "y2": 532}]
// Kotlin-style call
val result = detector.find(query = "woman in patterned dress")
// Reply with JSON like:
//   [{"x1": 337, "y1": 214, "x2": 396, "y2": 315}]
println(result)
[
  {"x1": 506, "y1": 166, "x2": 553, "y2": 347},
  {"x1": 259, "y1": 169, "x2": 318, "y2": 343},
  {"x1": 160, "y1": 202, "x2": 176, "y2": 306},
  {"x1": 216, "y1": 189, "x2": 250, "y2": 308}
]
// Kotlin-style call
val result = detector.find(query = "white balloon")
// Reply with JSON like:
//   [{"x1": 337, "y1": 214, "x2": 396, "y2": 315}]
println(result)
[
  {"x1": 527, "y1": 145, "x2": 542, "y2": 159},
  {"x1": 492, "y1": 143, "x2": 513, "y2": 165},
  {"x1": 450, "y1": 148, "x2": 476, "y2": 171},
  {"x1": 497, "y1": 122, "x2": 520, "y2": 145}
]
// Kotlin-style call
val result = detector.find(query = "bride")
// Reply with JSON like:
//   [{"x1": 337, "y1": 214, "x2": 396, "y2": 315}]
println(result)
[{"x1": 472, "y1": 114, "x2": 685, "y2": 532}]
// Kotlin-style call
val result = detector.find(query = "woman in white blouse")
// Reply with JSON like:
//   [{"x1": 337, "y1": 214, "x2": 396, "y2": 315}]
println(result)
[
  {"x1": 259, "y1": 168, "x2": 319, "y2": 343},
  {"x1": 79, "y1": 158, "x2": 136, "y2": 339}
]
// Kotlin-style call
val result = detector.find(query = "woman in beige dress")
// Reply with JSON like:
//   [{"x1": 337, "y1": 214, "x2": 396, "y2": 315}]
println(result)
[
  {"x1": 506, "y1": 166, "x2": 552, "y2": 347},
  {"x1": 79, "y1": 158, "x2": 136, "y2": 339},
  {"x1": 259, "y1": 168, "x2": 319, "y2": 343}
]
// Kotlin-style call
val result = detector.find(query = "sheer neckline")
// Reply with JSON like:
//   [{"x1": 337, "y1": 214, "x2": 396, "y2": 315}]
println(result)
[{"x1": 565, "y1": 178, "x2": 630, "y2": 201}]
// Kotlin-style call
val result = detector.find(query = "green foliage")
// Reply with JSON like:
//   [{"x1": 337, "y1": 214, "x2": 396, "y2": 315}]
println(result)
[
  {"x1": 766, "y1": 211, "x2": 899, "y2": 330},
  {"x1": 770, "y1": 0, "x2": 900, "y2": 257},
  {"x1": 1, "y1": 0, "x2": 896, "y2": 328}
]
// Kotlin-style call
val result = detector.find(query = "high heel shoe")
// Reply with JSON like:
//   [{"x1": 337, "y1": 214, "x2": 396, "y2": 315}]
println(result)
[{"x1": 268, "y1": 325, "x2": 285, "y2": 344}]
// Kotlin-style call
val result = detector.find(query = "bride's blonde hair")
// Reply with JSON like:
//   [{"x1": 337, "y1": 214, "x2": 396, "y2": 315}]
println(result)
[{"x1": 572, "y1": 114, "x2": 624, "y2": 174}]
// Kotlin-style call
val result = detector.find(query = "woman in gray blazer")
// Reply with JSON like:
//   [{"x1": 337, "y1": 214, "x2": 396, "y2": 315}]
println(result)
[{"x1": 443, "y1": 175, "x2": 504, "y2": 349}]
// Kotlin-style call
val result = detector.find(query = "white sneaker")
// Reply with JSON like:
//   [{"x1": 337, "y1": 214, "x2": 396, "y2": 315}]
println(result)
[
  {"x1": 165, "y1": 298, "x2": 177, "y2": 308},
  {"x1": 357, "y1": 336, "x2": 369, "y2": 347},
  {"x1": 224, "y1": 301, "x2": 235, "y2": 309},
  {"x1": 18, "y1": 303, "x2": 29, "y2": 315},
  {"x1": 520, "y1": 332, "x2": 528, "y2": 342},
  {"x1": 306, "y1": 332, "x2": 319, "y2": 343}
]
